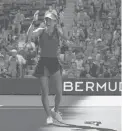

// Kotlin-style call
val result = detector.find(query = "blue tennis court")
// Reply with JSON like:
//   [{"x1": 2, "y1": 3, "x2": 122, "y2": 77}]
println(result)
[{"x1": 0, "y1": 96, "x2": 121, "y2": 131}]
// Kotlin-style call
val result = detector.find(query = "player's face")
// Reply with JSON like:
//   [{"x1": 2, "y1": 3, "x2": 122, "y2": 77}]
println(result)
[{"x1": 45, "y1": 17, "x2": 56, "y2": 28}]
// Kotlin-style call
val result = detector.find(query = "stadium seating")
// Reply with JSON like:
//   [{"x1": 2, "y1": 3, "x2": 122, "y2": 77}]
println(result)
[{"x1": 0, "y1": 0, "x2": 57, "y2": 29}]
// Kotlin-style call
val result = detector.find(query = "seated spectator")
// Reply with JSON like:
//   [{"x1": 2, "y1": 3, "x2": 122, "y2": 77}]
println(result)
[
  {"x1": 76, "y1": 23, "x2": 85, "y2": 43},
  {"x1": 45, "y1": 5, "x2": 58, "y2": 17},
  {"x1": 0, "y1": 54, "x2": 6, "y2": 75},
  {"x1": 7, "y1": 49, "x2": 26, "y2": 78},
  {"x1": 16, "y1": 53, "x2": 26, "y2": 77},
  {"x1": 103, "y1": 66, "x2": 111, "y2": 78},
  {"x1": 115, "y1": 63, "x2": 121, "y2": 78},
  {"x1": 95, "y1": 39, "x2": 106, "y2": 52},
  {"x1": 7, "y1": 49, "x2": 19, "y2": 78},
  {"x1": 68, "y1": 61, "x2": 78, "y2": 78},
  {"x1": 80, "y1": 63, "x2": 92, "y2": 78},
  {"x1": 75, "y1": 55, "x2": 84, "y2": 70},
  {"x1": 1, "y1": 28, "x2": 8, "y2": 42},
  {"x1": 76, "y1": 8, "x2": 90, "y2": 26},
  {"x1": 7, "y1": 34, "x2": 13, "y2": 45},
  {"x1": 0, "y1": 47, "x2": 9, "y2": 68},
  {"x1": 88, "y1": 56, "x2": 99, "y2": 77},
  {"x1": 63, "y1": 47, "x2": 76, "y2": 65},
  {"x1": 98, "y1": 60, "x2": 104, "y2": 77},
  {"x1": 25, "y1": 39, "x2": 36, "y2": 52},
  {"x1": 25, "y1": 39, "x2": 36, "y2": 62},
  {"x1": 59, "y1": 6, "x2": 64, "y2": 25},
  {"x1": 68, "y1": 72, "x2": 76, "y2": 79},
  {"x1": 18, "y1": 34, "x2": 26, "y2": 51},
  {"x1": 110, "y1": 66, "x2": 118, "y2": 77},
  {"x1": 95, "y1": 51, "x2": 102, "y2": 66},
  {"x1": 85, "y1": 41, "x2": 94, "y2": 58}
]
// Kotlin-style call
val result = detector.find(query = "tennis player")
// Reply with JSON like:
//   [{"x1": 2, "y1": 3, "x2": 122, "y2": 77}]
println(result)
[{"x1": 27, "y1": 10, "x2": 70, "y2": 124}]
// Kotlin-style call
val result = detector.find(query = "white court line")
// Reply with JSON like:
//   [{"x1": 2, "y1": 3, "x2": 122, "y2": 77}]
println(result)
[
  {"x1": 0, "y1": 106, "x2": 119, "y2": 110},
  {"x1": 0, "y1": 108, "x2": 43, "y2": 109},
  {"x1": 0, "y1": 107, "x2": 86, "y2": 109}
]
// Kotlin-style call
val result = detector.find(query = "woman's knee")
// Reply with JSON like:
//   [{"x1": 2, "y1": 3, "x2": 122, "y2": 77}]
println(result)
[
  {"x1": 40, "y1": 77, "x2": 49, "y2": 95},
  {"x1": 52, "y1": 70, "x2": 62, "y2": 92},
  {"x1": 55, "y1": 79, "x2": 62, "y2": 95},
  {"x1": 56, "y1": 90, "x2": 62, "y2": 98},
  {"x1": 41, "y1": 86, "x2": 48, "y2": 93}
]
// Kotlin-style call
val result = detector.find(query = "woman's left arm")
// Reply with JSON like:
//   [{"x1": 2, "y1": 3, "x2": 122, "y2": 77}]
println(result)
[{"x1": 57, "y1": 25, "x2": 71, "y2": 46}]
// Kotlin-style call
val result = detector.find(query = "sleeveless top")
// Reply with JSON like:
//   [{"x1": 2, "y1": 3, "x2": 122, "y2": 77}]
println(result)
[{"x1": 39, "y1": 27, "x2": 60, "y2": 58}]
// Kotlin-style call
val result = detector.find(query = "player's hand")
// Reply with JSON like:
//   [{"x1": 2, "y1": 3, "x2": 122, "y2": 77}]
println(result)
[{"x1": 33, "y1": 10, "x2": 39, "y2": 21}]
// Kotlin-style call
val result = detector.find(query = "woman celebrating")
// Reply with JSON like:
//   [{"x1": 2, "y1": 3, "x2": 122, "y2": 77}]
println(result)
[{"x1": 27, "y1": 10, "x2": 70, "y2": 124}]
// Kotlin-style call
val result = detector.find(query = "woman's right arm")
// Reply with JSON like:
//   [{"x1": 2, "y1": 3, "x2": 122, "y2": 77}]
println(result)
[{"x1": 26, "y1": 10, "x2": 45, "y2": 40}]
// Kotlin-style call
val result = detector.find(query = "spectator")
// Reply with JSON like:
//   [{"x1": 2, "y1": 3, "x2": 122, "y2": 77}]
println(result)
[
  {"x1": 80, "y1": 63, "x2": 92, "y2": 78},
  {"x1": 59, "y1": 6, "x2": 64, "y2": 26},
  {"x1": 0, "y1": 0, "x2": 120, "y2": 79},
  {"x1": 7, "y1": 49, "x2": 19, "y2": 78},
  {"x1": 8, "y1": 49, "x2": 26, "y2": 78},
  {"x1": 95, "y1": 51, "x2": 101, "y2": 66},
  {"x1": 75, "y1": 7, "x2": 90, "y2": 26},
  {"x1": 63, "y1": 47, "x2": 76, "y2": 65},
  {"x1": 0, "y1": 54, "x2": 6, "y2": 75},
  {"x1": 85, "y1": 41, "x2": 94, "y2": 58},
  {"x1": 45, "y1": 5, "x2": 58, "y2": 17},
  {"x1": 18, "y1": 34, "x2": 26, "y2": 51},
  {"x1": 16, "y1": 53, "x2": 26, "y2": 78},
  {"x1": 0, "y1": 47, "x2": 9, "y2": 66},
  {"x1": 25, "y1": 39, "x2": 36, "y2": 63},
  {"x1": 98, "y1": 60, "x2": 104, "y2": 77},
  {"x1": 12, "y1": 10, "x2": 25, "y2": 35},
  {"x1": 115, "y1": 62, "x2": 121, "y2": 78},
  {"x1": 88, "y1": 56, "x2": 99, "y2": 78},
  {"x1": 75, "y1": 55, "x2": 84, "y2": 70},
  {"x1": 1, "y1": 28, "x2": 8, "y2": 42},
  {"x1": 103, "y1": 66, "x2": 111, "y2": 78},
  {"x1": 68, "y1": 61, "x2": 77, "y2": 78}
]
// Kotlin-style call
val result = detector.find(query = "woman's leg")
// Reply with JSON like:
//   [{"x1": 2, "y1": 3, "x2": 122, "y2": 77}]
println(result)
[
  {"x1": 40, "y1": 76, "x2": 52, "y2": 117},
  {"x1": 51, "y1": 70, "x2": 62, "y2": 112}
]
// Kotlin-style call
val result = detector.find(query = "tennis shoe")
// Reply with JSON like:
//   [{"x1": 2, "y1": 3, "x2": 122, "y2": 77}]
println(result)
[{"x1": 51, "y1": 108, "x2": 62, "y2": 122}]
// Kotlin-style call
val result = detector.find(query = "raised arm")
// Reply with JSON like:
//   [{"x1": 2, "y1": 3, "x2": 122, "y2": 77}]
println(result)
[
  {"x1": 56, "y1": 25, "x2": 72, "y2": 47},
  {"x1": 26, "y1": 10, "x2": 45, "y2": 40}
]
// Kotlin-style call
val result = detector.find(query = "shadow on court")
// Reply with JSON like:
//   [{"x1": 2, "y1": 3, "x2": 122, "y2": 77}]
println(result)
[{"x1": 0, "y1": 106, "x2": 121, "y2": 131}]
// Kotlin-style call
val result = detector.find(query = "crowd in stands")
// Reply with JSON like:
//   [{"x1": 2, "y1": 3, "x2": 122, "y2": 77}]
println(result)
[
  {"x1": 0, "y1": 0, "x2": 121, "y2": 79},
  {"x1": 0, "y1": 0, "x2": 66, "y2": 78},
  {"x1": 60, "y1": 0, "x2": 121, "y2": 79}
]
